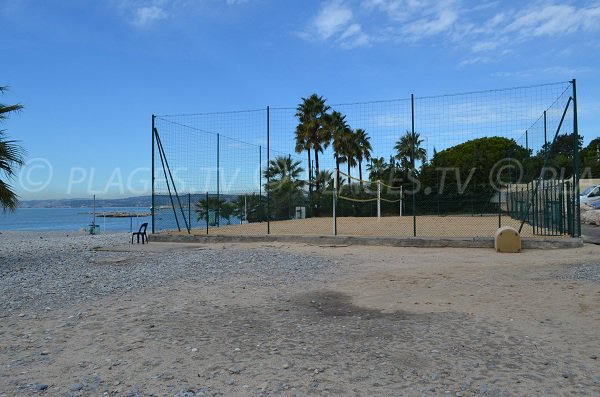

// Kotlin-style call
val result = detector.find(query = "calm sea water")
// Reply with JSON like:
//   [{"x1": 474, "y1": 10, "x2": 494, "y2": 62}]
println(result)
[{"x1": 0, "y1": 207, "x2": 152, "y2": 232}]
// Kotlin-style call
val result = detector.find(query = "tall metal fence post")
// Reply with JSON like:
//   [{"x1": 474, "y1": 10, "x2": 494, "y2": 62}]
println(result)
[
  {"x1": 188, "y1": 193, "x2": 191, "y2": 233},
  {"x1": 566, "y1": 181, "x2": 572, "y2": 235},
  {"x1": 259, "y1": 145, "x2": 262, "y2": 222},
  {"x1": 151, "y1": 114, "x2": 155, "y2": 234},
  {"x1": 572, "y1": 79, "x2": 581, "y2": 237},
  {"x1": 498, "y1": 190, "x2": 501, "y2": 228},
  {"x1": 206, "y1": 191, "x2": 209, "y2": 235},
  {"x1": 217, "y1": 133, "x2": 220, "y2": 227},
  {"x1": 377, "y1": 180, "x2": 381, "y2": 219},
  {"x1": 266, "y1": 106, "x2": 270, "y2": 235},
  {"x1": 333, "y1": 168, "x2": 338, "y2": 236},
  {"x1": 411, "y1": 94, "x2": 416, "y2": 237},
  {"x1": 544, "y1": 111, "x2": 547, "y2": 154},
  {"x1": 399, "y1": 186, "x2": 403, "y2": 216}
]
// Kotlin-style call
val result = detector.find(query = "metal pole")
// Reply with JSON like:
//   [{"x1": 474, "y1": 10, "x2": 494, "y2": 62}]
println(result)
[
  {"x1": 151, "y1": 114, "x2": 155, "y2": 234},
  {"x1": 498, "y1": 189, "x2": 501, "y2": 228},
  {"x1": 525, "y1": 130, "x2": 529, "y2": 183},
  {"x1": 216, "y1": 133, "x2": 220, "y2": 227},
  {"x1": 93, "y1": 194, "x2": 96, "y2": 234},
  {"x1": 400, "y1": 185, "x2": 403, "y2": 217},
  {"x1": 188, "y1": 193, "x2": 191, "y2": 232},
  {"x1": 559, "y1": 180, "x2": 564, "y2": 234},
  {"x1": 411, "y1": 94, "x2": 416, "y2": 237},
  {"x1": 572, "y1": 79, "x2": 581, "y2": 237},
  {"x1": 155, "y1": 131, "x2": 181, "y2": 232},
  {"x1": 531, "y1": 181, "x2": 535, "y2": 235},
  {"x1": 259, "y1": 145, "x2": 262, "y2": 222},
  {"x1": 544, "y1": 111, "x2": 547, "y2": 155},
  {"x1": 267, "y1": 106, "x2": 270, "y2": 234},
  {"x1": 528, "y1": 181, "x2": 538, "y2": 235},
  {"x1": 566, "y1": 181, "x2": 572, "y2": 235},
  {"x1": 377, "y1": 180, "x2": 381, "y2": 219},
  {"x1": 333, "y1": 168, "x2": 338, "y2": 235},
  {"x1": 206, "y1": 191, "x2": 209, "y2": 235}
]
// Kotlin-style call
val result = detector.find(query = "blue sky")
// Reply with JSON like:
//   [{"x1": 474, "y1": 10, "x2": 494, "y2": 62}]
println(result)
[{"x1": 1, "y1": 0, "x2": 599, "y2": 199}]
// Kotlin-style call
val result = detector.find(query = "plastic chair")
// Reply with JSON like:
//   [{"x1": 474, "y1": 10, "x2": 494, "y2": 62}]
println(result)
[{"x1": 131, "y1": 223, "x2": 148, "y2": 244}]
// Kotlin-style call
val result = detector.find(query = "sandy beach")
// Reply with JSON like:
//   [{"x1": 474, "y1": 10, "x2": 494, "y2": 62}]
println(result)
[{"x1": 1, "y1": 231, "x2": 599, "y2": 396}]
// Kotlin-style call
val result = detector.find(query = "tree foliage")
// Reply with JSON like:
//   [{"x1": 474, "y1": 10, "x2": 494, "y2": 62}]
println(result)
[
  {"x1": 533, "y1": 132, "x2": 584, "y2": 178},
  {"x1": 264, "y1": 155, "x2": 305, "y2": 220},
  {"x1": 295, "y1": 94, "x2": 330, "y2": 190},
  {"x1": 394, "y1": 131, "x2": 427, "y2": 170},
  {"x1": 581, "y1": 137, "x2": 600, "y2": 178},
  {"x1": 194, "y1": 196, "x2": 226, "y2": 224},
  {"x1": 418, "y1": 137, "x2": 529, "y2": 213},
  {"x1": 0, "y1": 86, "x2": 25, "y2": 212},
  {"x1": 233, "y1": 193, "x2": 267, "y2": 223}
]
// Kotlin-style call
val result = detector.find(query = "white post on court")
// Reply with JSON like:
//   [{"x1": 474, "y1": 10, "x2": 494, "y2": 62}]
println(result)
[
  {"x1": 333, "y1": 168, "x2": 338, "y2": 236},
  {"x1": 377, "y1": 180, "x2": 381, "y2": 219},
  {"x1": 399, "y1": 185, "x2": 403, "y2": 217}
]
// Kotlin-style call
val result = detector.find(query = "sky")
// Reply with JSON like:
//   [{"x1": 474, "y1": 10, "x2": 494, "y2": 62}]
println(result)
[{"x1": 1, "y1": 0, "x2": 599, "y2": 200}]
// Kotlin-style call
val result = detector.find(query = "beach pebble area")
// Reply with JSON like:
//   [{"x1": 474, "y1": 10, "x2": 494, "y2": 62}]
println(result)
[{"x1": 1, "y1": 231, "x2": 600, "y2": 396}]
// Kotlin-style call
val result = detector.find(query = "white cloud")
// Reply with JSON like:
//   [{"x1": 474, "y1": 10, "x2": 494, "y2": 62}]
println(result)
[
  {"x1": 402, "y1": 7, "x2": 458, "y2": 41},
  {"x1": 340, "y1": 23, "x2": 370, "y2": 47},
  {"x1": 504, "y1": 4, "x2": 600, "y2": 37},
  {"x1": 300, "y1": 0, "x2": 461, "y2": 48},
  {"x1": 298, "y1": 0, "x2": 371, "y2": 48},
  {"x1": 299, "y1": 0, "x2": 600, "y2": 65},
  {"x1": 113, "y1": 0, "x2": 248, "y2": 28},
  {"x1": 492, "y1": 66, "x2": 593, "y2": 79},
  {"x1": 313, "y1": 0, "x2": 354, "y2": 40},
  {"x1": 131, "y1": 5, "x2": 167, "y2": 27},
  {"x1": 111, "y1": 1, "x2": 170, "y2": 27}
]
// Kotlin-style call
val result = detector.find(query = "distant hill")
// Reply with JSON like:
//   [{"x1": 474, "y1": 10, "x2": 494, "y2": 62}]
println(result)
[
  {"x1": 19, "y1": 196, "x2": 152, "y2": 208},
  {"x1": 18, "y1": 193, "x2": 246, "y2": 208}
]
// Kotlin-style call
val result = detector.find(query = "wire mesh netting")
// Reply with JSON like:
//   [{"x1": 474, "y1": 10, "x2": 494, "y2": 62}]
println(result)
[
  {"x1": 153, "y1": 110, "x2": 269, "y2": 234},
  {"x1": 152, "y1": 81, "x2": 580, "y2": 238}
]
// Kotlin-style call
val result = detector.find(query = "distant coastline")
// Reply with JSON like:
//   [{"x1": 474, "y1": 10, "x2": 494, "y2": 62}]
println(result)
[
  {"x1": 18, "y1": 193, "x2": 244, "y2": 209},
  {"x1": 17, "y1": 195, "x2": 152, "y2": 209}
]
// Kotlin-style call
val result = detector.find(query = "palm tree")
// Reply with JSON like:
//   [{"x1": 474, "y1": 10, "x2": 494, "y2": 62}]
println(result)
[
  {"x1": 314, "y1": 169, "x2": 333, "y2": 192},
  {"x1": 0, "y1": 86, "x2": 25, "y2": 212},
  {"x1": 219, "y1": 202, "x2": 235, "y2": 225},
  {"x1": 195, "y1": 196, "x2": 226, "y2": 225},
  {"x1": 264, "y1": 155, "x2": 305, "y2": 190},
  {"x1": 295, "y1": 94, "x2": 330, "y2": 190},
  {"x1": 367, "y1": 156, "x2": 387, "y2": 181},
  {"x1": 294, "y1": 123, "x2": 311, "y2": 191},
  {"x1": 322, "y1": 110, "x2": 348, "y2": 187},
  {"x1": 264, "y1": 155, "x2": 305, "y2": 219},
  {"x1": 394, "y1": 131, "x2": 427, "y2": 171},
  {"x1": 353, "y1": 128, "x2": 372, "y2": 188},
  {"x1": 233, "y1": 193, "x2": 266, "y2": 223},
  {"x1": 340, "y1": 129, "x2": 358, "y2": 185}
]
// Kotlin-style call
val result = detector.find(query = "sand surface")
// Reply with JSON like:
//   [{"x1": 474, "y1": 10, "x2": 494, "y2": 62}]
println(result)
[
  {"x1": 1, "y1": 232, "x2": 599, "y2": 396},
  {"x1": 171, "y1": 216, "x2": 557, "y2": 238}
]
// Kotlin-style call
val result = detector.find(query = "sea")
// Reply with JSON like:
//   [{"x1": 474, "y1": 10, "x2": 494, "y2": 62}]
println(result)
[{"x1": 0, "y1": 207, "x2": 152, "y2": 233}]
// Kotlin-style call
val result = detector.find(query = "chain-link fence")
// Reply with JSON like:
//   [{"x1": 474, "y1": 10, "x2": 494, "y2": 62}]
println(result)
[{"x1": 152, "y1": 80, "x2": 581, "y2": 238}]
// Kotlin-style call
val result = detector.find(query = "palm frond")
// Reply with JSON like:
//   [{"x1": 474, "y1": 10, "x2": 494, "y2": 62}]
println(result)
[
  {"x1": 0, "y1": 179, "x2": 19, "y2": 212},
  {"x1": 0, "y1": 86, "x2": 25, "y2": 211}
]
